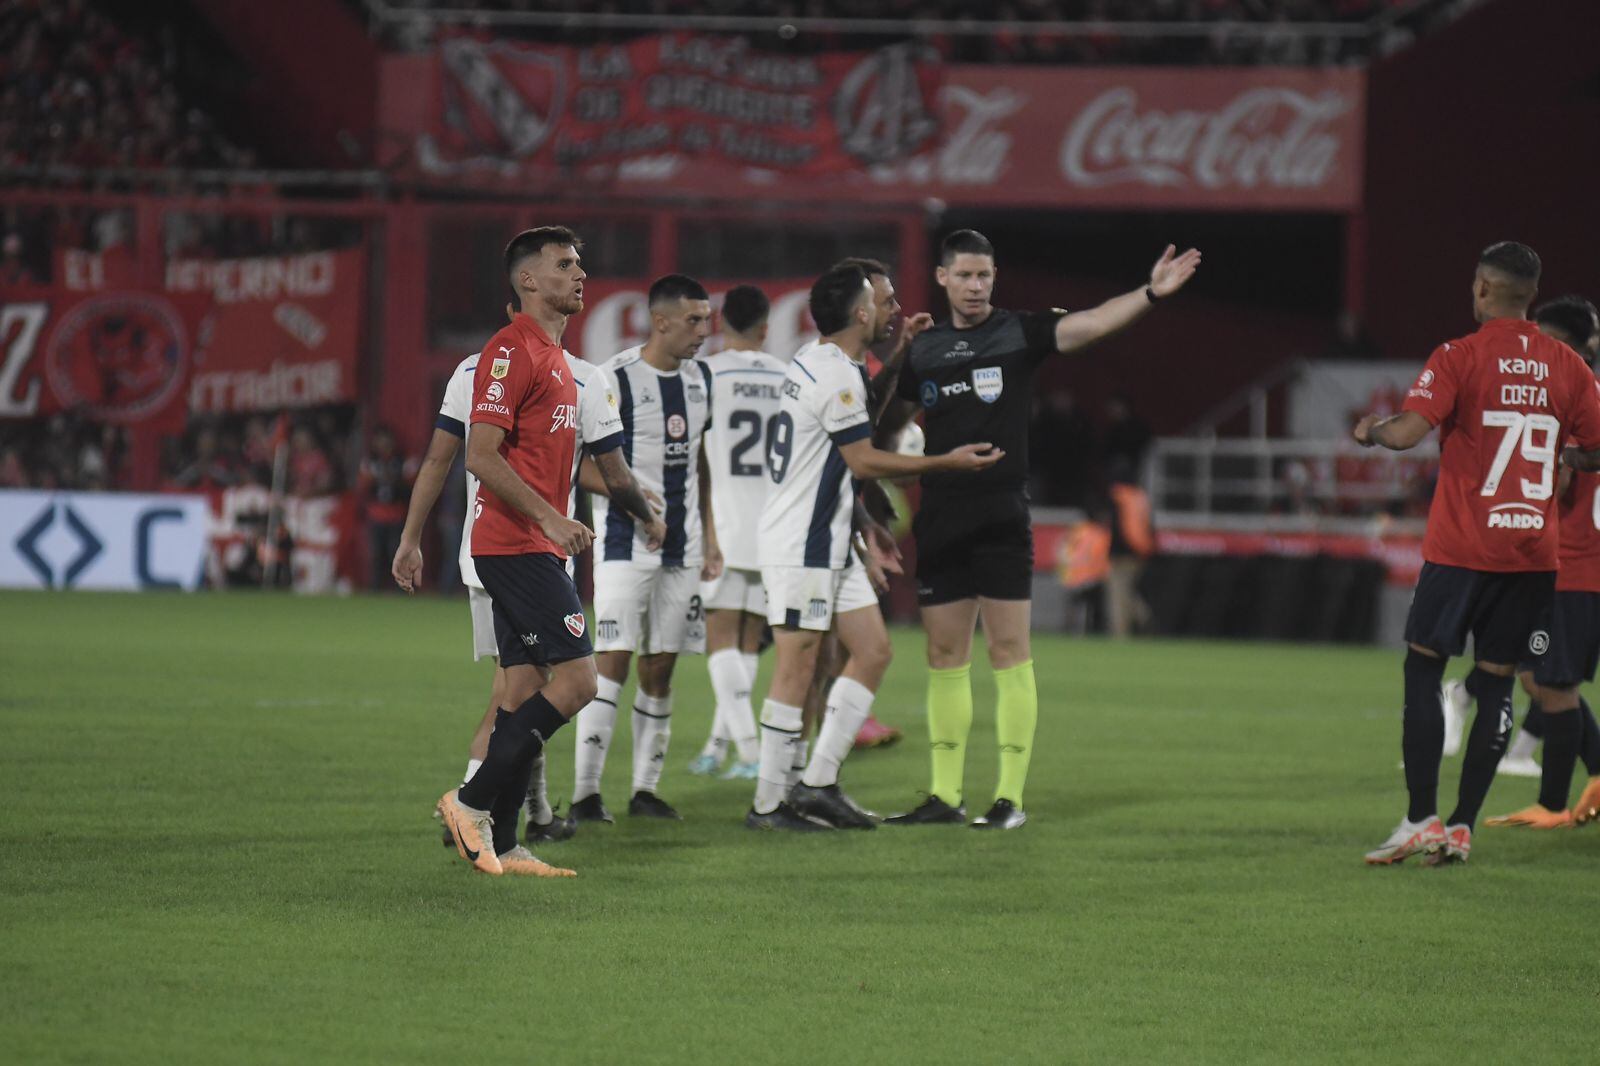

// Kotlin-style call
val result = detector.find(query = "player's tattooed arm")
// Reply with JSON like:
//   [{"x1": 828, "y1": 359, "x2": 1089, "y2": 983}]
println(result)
[
  {"x1": 1352, "y1": 411, "x2": 1432, "y2": 451},
  {"x1": 698, "y1": 443, "x2": 724, "y2": 580},
  {"x1": 1053, "y1": 244, "x2": 1202, "y2": 354},
  {"x1": 466, "y1": 423, "x2": 594, "y2": 556},
  {"x1": 874, "y1": 397, "x2": 918, "y2": 448},
  {"x1": 392, "y1": 426, "x2": 461, "y2": 593},
  {"x1": 591, "y1": 450, "x2": 667, "y2": 551},
  {"x1": 1562, "y1": 446, "x2": 1600, "y2": 473}
]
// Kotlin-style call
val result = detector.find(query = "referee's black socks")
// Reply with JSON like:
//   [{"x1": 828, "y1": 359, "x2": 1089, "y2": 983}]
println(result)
[
  {"x1": 1448, "y1": 667, "x2": 1516, "y2": 828},
  {"x1": 459, "y1": 694, "x2": 570, "y2": 814},
  {"x1": 1402, "y1": 649, "x2": 1447, "y2": 823}
]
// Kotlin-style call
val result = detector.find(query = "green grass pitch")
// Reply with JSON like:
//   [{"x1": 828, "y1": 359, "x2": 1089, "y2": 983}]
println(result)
[{"x1": 3, "y1": 589, "x2": 1596, "y2": 1064}]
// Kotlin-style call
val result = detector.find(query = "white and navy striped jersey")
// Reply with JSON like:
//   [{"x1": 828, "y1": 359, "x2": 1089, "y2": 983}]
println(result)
[
  {"x1": 436, "y1": 351, "x2": 624, "y2": 587},
  {"x1": 757, "y1": 340, "x2": 873, "y2": 571},
  {"x1": 696, "y1": 347, "x2": 788, "y2": 572},
  {"x1": 593, "y1": 346, "x2": 714, "y2": 568}
]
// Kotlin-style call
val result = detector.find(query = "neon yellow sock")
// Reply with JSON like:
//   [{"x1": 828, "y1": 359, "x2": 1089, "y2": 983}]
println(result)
[
  {"x1": 926, "y1": 663, "x2": 973, "y2": 807},
  {"x1": 994, "y1": 660, "x2": 1038, "y2": 807}
]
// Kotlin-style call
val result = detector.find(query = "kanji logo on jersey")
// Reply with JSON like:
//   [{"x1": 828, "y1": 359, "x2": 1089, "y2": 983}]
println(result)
[
  {"x1": 491, "y1": 356, "x2": 511, "y2": 380},
  {"x1": 564, "y1": 612, "x2": 586, "y2": 637},
  {"x1": 485, "y1": 381, "x2": 505, "y2": 404},
  {"x1": 973, "y1": 366, "x2": 1003, "y2": 403}
]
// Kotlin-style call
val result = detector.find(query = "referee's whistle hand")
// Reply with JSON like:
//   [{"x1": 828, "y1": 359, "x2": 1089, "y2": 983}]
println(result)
[{"x1": 940, "y1": 443, "x2": 1004, "y2": 471}]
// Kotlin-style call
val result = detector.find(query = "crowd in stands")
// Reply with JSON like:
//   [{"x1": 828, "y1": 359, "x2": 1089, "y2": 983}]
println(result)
[
  {"x1": 374, "y1": 0, "x2": 1478, "y2": 64},
  {"x1": 0, "y1": 0, "x2": 249, "y2": 175}
]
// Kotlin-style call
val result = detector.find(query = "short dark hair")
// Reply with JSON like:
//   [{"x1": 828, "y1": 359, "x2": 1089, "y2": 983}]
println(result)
[
  {"x1": 504, "y1": 226, "x2": 582, "y2": 277},
  {"x1": 809, "y1": 265, "x2": 870, "y2": 336},
  {"x1": 1478, "y1": 241, "x2": 1541, "y2": 285},
  {"x1": 721, "y1": 285, "x2": 769, "y2": 334},
  {"x1": 831, "y1": 256, "x2": 891, "y2": 280},
  {"x1": 1534, "y1": 294, "x2": 1599, "y2": 349},
  {"x1": 939, "y1": 229, "x2": 995, "y2": 267},
  {"x1": 648, "y1": 273, "x2": 709, "y2": 308}
]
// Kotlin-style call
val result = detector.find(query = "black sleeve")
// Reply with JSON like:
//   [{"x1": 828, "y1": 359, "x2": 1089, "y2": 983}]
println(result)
[
  {"x1": 895, "y1": 346, "x2": 923, "y2": 402},
  {"x1": 1022, "y1": 310, "x2": 1068, "y2": 362}
]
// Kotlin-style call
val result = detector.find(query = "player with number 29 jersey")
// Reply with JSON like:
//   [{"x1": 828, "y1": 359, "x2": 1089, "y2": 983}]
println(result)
[
  {"x1": 1403, "y1": 316, "x2": 1600, "y2": 573},
  {"x1": 699, "y1": 347, "x2": 789, "y2": 571}
]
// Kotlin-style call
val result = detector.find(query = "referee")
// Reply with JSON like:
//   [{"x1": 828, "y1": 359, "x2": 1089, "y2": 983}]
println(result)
[{"x1": 879, "y1": 229, "x2": 1200, "y2": 829}]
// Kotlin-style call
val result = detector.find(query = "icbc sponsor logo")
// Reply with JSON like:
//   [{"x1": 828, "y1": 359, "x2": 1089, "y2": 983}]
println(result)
[{"x1": 45, "y1": 294, "x2": 191, "y2": 424}]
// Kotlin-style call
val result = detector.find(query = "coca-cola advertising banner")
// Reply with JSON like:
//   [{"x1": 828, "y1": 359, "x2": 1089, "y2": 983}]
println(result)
[{"x1": 381, "y1": 38, "x2": 1363, "y2": 210}]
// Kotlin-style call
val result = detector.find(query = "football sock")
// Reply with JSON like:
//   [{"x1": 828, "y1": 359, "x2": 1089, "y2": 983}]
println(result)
[
  {"x1": 709, "y1": 648, "x2": 760, "y2": 763},
  {"x1": 462, "y1": 757, "x2": 482, "y2": 786},
  {"x1": 572, "y1": 675, "x2": 622, "y2": 802},
  {"x1": 1580, "y1": 699, "x2": 1600, "y2": 775},
  {"x1": 754, "y1": 699, "x2": 802, "y2": 814},
  {"x1": 458, "y1": 694, "x2": 568, "y2": 811},
  {"x1": 802, "y1": 677, "x2": 874, "y2": 788},
  {"x1": 926, "y1": 663, "x2": 973, "y2": 807},
  {"x1": 491, "y1": 750, "x2": 535, "y2": 856},
  {"x1": 1448, "y1": 668, "x2": 1516, "y2": 828},
  {"x1": 1401, "y1": 649, "x2": 1448, "y2": 823},
  {"x1": 741, "y1": 651, "x2": 760, "y2": 693},
  {"x1": 789, "y1": 739, "x2": 809, "y2": 790},
  {"x1": 1537, "y1": 708, "x2": 1581, "y2": 812},
  {"x1": 524, "y1": 750, "x2": 552, "y2": 825},
  {"x1": 1521, "y1": 698, "x2": 1547, "y2": 740},
  {"x1": 994, "y1": 660, "x2": 1038, "y2": 806},
  {"x1": 631, "y1": 691, "x2": 673, "y2": 794}
]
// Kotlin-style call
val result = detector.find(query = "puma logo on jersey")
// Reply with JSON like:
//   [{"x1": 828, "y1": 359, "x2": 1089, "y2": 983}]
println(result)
[
  {"x1": 499, "y1": 345, "x2": 515, "y2": 356},
  {"x1": 551, "y1": 368, "x2": 564, "y2": 384}
]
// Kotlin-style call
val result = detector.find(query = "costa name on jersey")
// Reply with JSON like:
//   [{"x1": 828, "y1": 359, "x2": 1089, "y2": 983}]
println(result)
[
  {"x1": 758, "y1": 339, "x2": 873, "y2": 571},
  {"x1": 1402, "y1": 316, "x2": 1600, "y2": 572},
  {"x1": 697, "y1": 347, "x2": 789, "y2": 572},
  {"x1": 594, "y1": 346, "x2": 713, "y2": 567}
]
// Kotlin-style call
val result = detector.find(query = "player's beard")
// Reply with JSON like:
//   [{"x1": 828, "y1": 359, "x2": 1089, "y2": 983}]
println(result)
[{"x1": 549, "y1": 290, "x2": 584, "y2": 316}]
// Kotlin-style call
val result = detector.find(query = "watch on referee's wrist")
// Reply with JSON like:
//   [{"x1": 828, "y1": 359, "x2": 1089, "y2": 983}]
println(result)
[{"x1": 1144, "y1": 286, "x2": 1160, "y2": 304}]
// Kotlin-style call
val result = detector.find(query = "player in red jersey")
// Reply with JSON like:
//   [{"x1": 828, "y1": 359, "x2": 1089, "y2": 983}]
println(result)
[
  {"x1": 436, "y1": 227, "x2": 600, "y2": 878},
  {"x1": 1485, "y1": 296, "x2": 1600, "y2": 827},
  {"x1": 1352, "y1": 243, "x2": 1600, "y2": 866}
]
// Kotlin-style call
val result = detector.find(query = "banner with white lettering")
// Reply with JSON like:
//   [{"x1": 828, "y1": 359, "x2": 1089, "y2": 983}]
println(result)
[
  {"x1": 380, "y1": 42, "x2": 1363, "y2": 210},
  {"x1": 0, "y1": 490, "x2": 210, "y2": 591}
]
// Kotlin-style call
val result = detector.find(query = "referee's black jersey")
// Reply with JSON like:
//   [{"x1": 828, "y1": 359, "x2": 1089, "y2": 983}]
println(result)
[{"x1": 897, "y1": 307, "x2": 1065, "y2": 497}]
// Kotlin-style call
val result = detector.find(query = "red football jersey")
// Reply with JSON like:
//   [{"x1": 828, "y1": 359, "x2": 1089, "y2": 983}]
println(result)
[
  {"x1": 1558, "y1": 380, "x2": 1600, "y2": 592},
  {"x1": 1403, "y1": 317, "x2": 1600, "y2": 572},
  {"x1": 468, "y1": 314, "x2": 578, "y2": 559}
]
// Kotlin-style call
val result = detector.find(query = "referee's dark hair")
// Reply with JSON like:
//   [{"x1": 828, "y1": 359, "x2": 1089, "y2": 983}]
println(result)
[
  {"x1": 648, "y1": 273, "x2": 710, "y2": 307},
  {"x1": 721, "y1": 285, "x2": 769, "y2": 334},
  {"x1": 1478, "y1": 241, "x2": 1541, "y2": 288},
  {"x1": 810, "y1": 265, "x2": 870, "y2": 336},
  {"x1": 504, "y1": 226, "x2": 582, "y2": 280},
  {"x1": 832, "y1": 256, "x2": 891, "y2": 280},
  {"x1": 1534, "y1": 295, "x2": 1599, "y2": 350},
  {"x1": 940, "y1": 229, "x2": 995, "y2": 266}
]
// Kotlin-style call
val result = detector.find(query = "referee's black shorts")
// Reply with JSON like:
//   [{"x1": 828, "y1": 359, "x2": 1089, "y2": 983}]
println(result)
[
  {"x1": 1525, "y1": 590, "x2": 1600, "y2": 688},
  {"x1": 912, "y1": 489, "x2": 1033, "y2": 606},
  {"x1": 473, "y1": 552, "x2": 594, "y2": 668},
  {"x1": 1403, "y1": 561, "x2": 1555, "y2": 665}
]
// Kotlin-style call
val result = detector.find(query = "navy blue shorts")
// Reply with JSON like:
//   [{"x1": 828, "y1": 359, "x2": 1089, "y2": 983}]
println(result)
[
  {"x1": 473, "y1": 553, "x2": 593, "y2": 668},
  {"x1": 1526, "y1": 590, "x2": 1600, "y2": 688},
  {"x1": 1403, "y1": 562, "x2": 1555, "y2": 664}
]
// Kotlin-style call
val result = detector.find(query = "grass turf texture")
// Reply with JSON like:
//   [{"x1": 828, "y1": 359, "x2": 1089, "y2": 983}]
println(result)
[{"x1": 3, "y1": 590, "x2": 1596, "y2": 1065}]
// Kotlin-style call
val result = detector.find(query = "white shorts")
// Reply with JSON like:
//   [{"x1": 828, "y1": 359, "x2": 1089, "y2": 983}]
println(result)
[
  {"x1": 701, "y1": 567, "x2": 767, "y2": 615},
  {"x1": 593, "y1": 561, "x2": 707, "y2": 655},
  {"x1": 761, "y1": 558, "x2": 878, "y2": 632},
  {"x1": 468, "y1": 584, "x2": 498, "y2": 662}
]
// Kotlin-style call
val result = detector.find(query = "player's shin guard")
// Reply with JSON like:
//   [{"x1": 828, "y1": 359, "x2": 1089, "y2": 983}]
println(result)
[
  {"x1": 1401, "y1": 648, "x2": 1448, "y2": 823},
  {"x1": 1537, "y1": 707, "x2": 1582, "y2": 812},
  {"x1": 1448, "y1": 667, "x2": 1516, "y2": 828},
  {"x1": 459, "y1": 694, "x2": 569, "y2": 812},
  {"x1": 709, "y1": 648, "x2": 760, "y2": 763},
  {"x1": 631, "y1": 692, "x2": 673, "y2": 794},
  {"x1": 754, "y1": 699, "x2": 803, "y2": 814},
  {"x1": 927, "y1": 663, "x2": 973, "y2": 807},
  {"x1": 572, "y1": 676, "x2": 622, "y2": 802},
  {"x1": 994, "y1": 660, "x2": 1038, "y2": 806},
  {"x1": 802, "y1": 677, "x2": 874, "y2": 788}
]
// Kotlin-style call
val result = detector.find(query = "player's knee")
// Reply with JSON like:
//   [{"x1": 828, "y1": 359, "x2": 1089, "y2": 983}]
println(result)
[{"x1": 1517, "y1": 670, "x2": 1537, "y2": 698}]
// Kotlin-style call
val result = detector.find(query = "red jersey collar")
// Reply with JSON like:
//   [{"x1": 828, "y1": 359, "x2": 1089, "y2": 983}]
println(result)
[
  {"x1": 511, "y1": 311, "x2": 557, "y2": 349},
  {"x1": 1477, "y1": 316, "x2": 1534, "y2": 335}
]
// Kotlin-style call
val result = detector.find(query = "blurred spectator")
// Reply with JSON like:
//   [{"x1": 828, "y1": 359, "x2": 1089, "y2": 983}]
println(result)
[
  {"x1": 358, "y1": 425, "x2": 417, "y2": 590},
  {"x1": 170, "y1": 425, "x2": 238, "y2": 491},
  {"x1": 0, "y1": 444, "x2": 26, "y2": 487},
  {"x1": 1101, "y1": 392, "x2": 1152, "y2": 487},
  {"x1": 1030, "y1": 389, "x2": 1095, "y2": 506},
  {"x1": 288, "y1": 425, "x2": 334, "y2": 496}
]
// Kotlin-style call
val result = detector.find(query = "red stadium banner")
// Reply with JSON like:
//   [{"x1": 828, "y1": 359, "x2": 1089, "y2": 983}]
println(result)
[
  {"x1": 0, "y1": 286, "x2": 209, "y2": 431},
  {"x1": 381, "y1": 39, "x2": 1363, "y2": 210},
  {"x1": 170, "y1": 249, "x2": 366, "y2": 413}
]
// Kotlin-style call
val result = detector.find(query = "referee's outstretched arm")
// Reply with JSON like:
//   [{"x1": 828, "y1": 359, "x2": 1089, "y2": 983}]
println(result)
[{"x1": 1053, "y1": 244, "x2": 1202, "y2": 354}]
